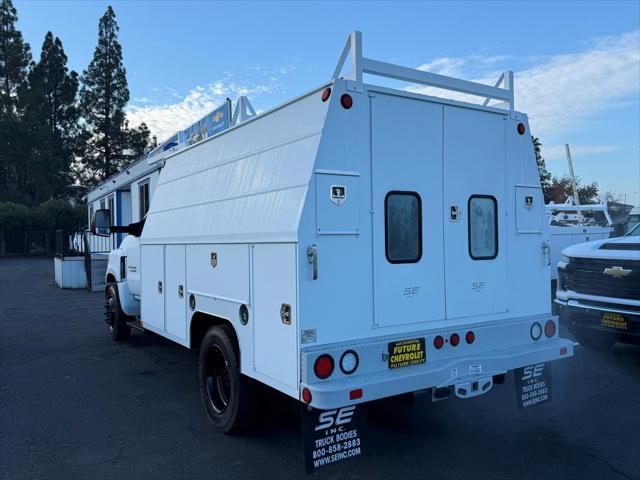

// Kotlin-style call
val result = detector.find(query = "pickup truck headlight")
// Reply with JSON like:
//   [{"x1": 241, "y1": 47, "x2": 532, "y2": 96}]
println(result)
[{"x1": 560, "y1": 254, "x2": 571, "y2": 264}]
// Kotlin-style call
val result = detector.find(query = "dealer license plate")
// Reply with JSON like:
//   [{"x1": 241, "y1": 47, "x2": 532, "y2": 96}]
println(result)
[
  {"x1": 387, "y1": 338, "x2": 426, "y2": 369},
  {"x1": 601, "y1": 312, "x2": 628, "y2": 331}
]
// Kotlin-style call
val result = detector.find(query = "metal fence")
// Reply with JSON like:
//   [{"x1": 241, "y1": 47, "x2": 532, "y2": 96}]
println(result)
[{"x1": 1, "y1": 231, "x2": 51, "y2": 256}]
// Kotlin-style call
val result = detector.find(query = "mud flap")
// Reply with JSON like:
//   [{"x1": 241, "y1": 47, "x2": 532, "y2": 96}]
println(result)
[
  {"x1": 301, "y1": 404, "x2": 367, "y2": 475},
  {"x1": 514, "y1": 363, "x2": 552, "y2": 409}
]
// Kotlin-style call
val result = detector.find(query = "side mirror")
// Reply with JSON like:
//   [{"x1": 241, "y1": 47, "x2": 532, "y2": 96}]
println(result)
[{"x1": 91, "y1": 209, "x2": 112, "y2": 236}]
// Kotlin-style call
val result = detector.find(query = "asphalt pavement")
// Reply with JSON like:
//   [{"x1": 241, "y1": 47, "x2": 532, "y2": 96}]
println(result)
[{"x1": 1, "y1": 257, "x2": 638, "y2": 479}]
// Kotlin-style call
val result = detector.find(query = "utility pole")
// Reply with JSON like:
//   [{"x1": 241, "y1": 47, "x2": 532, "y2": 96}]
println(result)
[{"x1": 565, "y1": 144, "x2": 582, "y2": 221}]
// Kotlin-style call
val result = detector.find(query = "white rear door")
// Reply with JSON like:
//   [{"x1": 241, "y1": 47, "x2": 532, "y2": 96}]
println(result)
[
  {"x1": 443, "y1": 106, "x2": 507, "y2": 319},
  {"x1": 371, "y1": 93, "x2": 445, "y2": 328}
]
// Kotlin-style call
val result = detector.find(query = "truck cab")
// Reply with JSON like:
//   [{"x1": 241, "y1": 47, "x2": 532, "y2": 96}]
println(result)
[{"x1": 556, "y1": 223, "x2": 640, "y2": 349}]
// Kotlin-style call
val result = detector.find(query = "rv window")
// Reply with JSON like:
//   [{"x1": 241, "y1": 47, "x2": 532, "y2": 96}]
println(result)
[
  {"x1": 385, "y1": 192, "x2": 422, "y2": 263},
  {"x1": 107, "y1": 196, "x2": 115, "y2": 225},
  {"x1": 468, "y1": 195, "x2": 498, "y2": 260},
  {"x1": 139, "y1": 181, "x2": 150, "y2": 219}
]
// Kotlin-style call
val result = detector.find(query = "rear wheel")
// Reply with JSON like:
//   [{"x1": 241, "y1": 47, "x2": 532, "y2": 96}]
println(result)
[
  {"x1": 199, "y1": 325, "x2": 255, "y2": 434},
  {"x1": 105, "y1": 283, "x2": 131, "y2": 341}
]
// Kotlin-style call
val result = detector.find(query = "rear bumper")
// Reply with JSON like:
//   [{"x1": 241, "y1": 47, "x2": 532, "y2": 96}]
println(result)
[{"x1": 301, "y1": 336, "x2": 573, "y2": 410}]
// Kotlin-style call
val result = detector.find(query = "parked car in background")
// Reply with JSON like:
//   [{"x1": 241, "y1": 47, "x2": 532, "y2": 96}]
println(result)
[{"x1": 556, "y1": 223, "x2": 640, "y2": 350}]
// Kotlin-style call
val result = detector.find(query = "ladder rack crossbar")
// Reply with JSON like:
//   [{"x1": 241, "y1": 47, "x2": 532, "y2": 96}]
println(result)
[{"x1": 333, "y1": 31, "x2": 514, "y2": 114}]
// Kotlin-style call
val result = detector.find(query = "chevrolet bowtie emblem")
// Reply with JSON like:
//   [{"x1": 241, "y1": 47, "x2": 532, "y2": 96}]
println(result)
[{"x1": 603, "y1": 266, "x2": 632, "y2": 278}]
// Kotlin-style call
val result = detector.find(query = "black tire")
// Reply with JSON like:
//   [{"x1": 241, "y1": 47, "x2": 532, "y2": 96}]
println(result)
[
  {"x1": 105, "y1": 283, "x2": 131, "y2": 341},
  {"x1": 199, "y1": 324, "x2": 255, "y2": 434},
  {"x1": 574, "y1": 328, "x2": 615, "y2": 352}
]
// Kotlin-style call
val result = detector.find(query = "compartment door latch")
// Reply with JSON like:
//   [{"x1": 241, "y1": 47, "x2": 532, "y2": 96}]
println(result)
[{"x1": 307, "y1": 245, "x2": 318, "y2": 280}]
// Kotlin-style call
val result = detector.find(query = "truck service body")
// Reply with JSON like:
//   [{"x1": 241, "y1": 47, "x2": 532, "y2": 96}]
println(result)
[{"x1": 96, "y1": 32, "x2": 573, "y2": 430}]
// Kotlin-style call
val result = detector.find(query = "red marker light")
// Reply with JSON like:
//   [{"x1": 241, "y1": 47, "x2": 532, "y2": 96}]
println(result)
[
  {"x1": 465, "y1": 331, "x2": 475, "y2": 344},
  {"x1": 302, "y1": 387, "x2": 312, "y2": 404},
  {"x1": 434, "y1": 336, "x2": 444, "y2": 349},
  {"x1": 517, "y1": 123, "x2": 526, "y2": 135},
  {"x1": 340, "y1": 94, "x2": 353, "y2": 109},
  {"x1": 349, "y1": 388, "x2": 363, "y2": 400},
  {"x1": 314, "y1": 354, "x2": 334, "y2": 379},
  {"x1": 560, "y1": 346, "x2": 568, "y2": 356},
  {"x1": 450, "y1": 333, "x2": 460, "y2": 347},
  {"x1": 321, "y1": 87, "x2": 331, "y2": 102}
]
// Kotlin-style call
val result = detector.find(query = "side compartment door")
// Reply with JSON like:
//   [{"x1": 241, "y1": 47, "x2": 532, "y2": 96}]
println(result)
[
  {"x1": 140, "y1": 244, "x2": 165, "y2": 331},
  {"x1": 443, "y1": 106, "x2": 507, "y2": 319},
  {"x1": 253, "y1": 243, "x2": 298, "y2": 390},
  {"x1": 371, "y1": 93, "x2": 445, "y2": 328},
  {"x1": 165, "y1": 244, "x2": 187, "y2": 342}
]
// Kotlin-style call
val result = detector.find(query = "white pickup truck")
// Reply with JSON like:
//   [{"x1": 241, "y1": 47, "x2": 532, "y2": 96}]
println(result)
[
  {"x1": 556, "y1": 223, "x2": 640, "y2": 350},
  {"x1": 91, "y1": 31, "x2": 574, "y2": 434}
]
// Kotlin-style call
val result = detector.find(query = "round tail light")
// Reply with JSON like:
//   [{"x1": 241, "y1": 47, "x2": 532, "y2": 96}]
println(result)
[
  {"x1": 517, "y1": 123, "x2": 526, "y2": 135},
  {"x1": 321, "y1": 87, "x2": 331, "y2": 102},
  {"x1": 314, "y1": 354, "x2": 334, "y2": 379},
  {"x1": 450, "y1": 333, "x2": 460, "y2": 347},
  {"x1": 545, "y1": 320, "x2": 556, "y2": 338},
  {"x1": 530, "y1": 322, "x2": 542, "y2": 341},
  {"x1": 465, "y1": 331, "x2": 475, "y2": 344},
  {"x1": 339, "y1": 350, "x2": 359, "y2": 375},
  {"x1": 340, "y1": 94, "x2": 353, "y2": 109},
  {"x1": 434, "y1": 335, "x2": 444, "y2": 349}
]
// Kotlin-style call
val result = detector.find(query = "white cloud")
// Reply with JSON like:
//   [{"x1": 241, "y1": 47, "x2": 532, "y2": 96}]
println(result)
[
  {"x1": 408, "y1": 31, "x2": 640, "y2": 137},
  {"x1": 126, "y1": 68, "x2": 289, "y2": 142}
]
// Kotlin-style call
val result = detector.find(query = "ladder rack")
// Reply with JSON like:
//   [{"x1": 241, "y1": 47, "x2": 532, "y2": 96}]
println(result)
[{"x1": 333, "y1": 31, "x2": 515, "y2": 116}]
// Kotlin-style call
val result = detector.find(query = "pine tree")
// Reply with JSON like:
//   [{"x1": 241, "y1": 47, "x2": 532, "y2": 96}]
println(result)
[
  {"x1": 0, "y1": 0, "x2": 31, "y2": 202},
  {"x1": 126, "y1": 121, "x2": 154, "y2": 159},
  {"x1": 19, "y1": 32, "x2": 79, "y2": 201},
  {"x1": 79, "y1": 5, "x2": 131, "y2": 184},
  {"x1": 0, "y1": 0, "x2": 30, "y2": 118}
]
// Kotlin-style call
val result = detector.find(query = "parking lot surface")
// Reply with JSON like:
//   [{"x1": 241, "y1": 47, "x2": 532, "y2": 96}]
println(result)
[{"x1": 1, "y1": 257, "x2": 639, "y2": 479}]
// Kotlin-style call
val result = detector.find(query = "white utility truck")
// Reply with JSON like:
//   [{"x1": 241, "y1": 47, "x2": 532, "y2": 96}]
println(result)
[
  {"x1": 92, "y1": 32, "x2": 573, "y2": 433},
  {"x1": 546, "y1": 197, "x2": 614, "y2": 282}
]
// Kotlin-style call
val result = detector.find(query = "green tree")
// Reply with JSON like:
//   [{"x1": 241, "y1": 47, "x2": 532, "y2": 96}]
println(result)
[
  {"x1": 15, "y1": 32, "x2": 79, "y2": 202},
  {"x1": 532, "y1": 136, "x2": 553, "y2": 202},
  {"x1": 78, "y1": 6, "x2": 131, "y2": 185},
  {"x1": 0, "y1": 0, "x2": 30, "y2": 118},
  {"x1": 547, "y1": 176, "x2": 599, "y2": 205},
  {"x1": 0, "y1": 0, "x2": 31, "y2": 201},
  {"x1": 126, "y1": 120, "x2": 155, "y2": 159}
]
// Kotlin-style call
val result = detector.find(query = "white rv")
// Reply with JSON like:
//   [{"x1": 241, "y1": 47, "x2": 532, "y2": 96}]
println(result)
[{"x1": 91, "y1": 32, "x2": 573, "y2": 433}]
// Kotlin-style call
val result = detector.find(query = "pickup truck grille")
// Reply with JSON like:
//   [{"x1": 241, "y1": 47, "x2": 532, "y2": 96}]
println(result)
[{"x1": 566, "y1": 257, "x2": 640, "y2": 301}]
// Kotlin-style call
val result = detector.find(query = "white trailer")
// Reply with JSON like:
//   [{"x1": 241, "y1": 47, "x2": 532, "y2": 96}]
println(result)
[{"x1": 92, "y1": 32, "x2": 573, "y2": 433}]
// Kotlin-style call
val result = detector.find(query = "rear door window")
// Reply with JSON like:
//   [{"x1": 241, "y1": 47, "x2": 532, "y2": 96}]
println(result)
[
  {"x1": 385, "y1": 191, "x2": 422, "y2": 263},
  {"x1": 468, "y1": 195, "x2": 498, "y2": 260}
]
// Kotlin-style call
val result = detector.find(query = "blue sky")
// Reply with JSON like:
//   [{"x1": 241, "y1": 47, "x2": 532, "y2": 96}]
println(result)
[{"x1": 16, "y1": 0, "x2": 640, "y2": 206}]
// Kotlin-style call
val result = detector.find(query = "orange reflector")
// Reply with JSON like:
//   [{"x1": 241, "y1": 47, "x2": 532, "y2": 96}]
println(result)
[
  {"x1": 560, "y1": 346, "x2": 568, "y2": 356},
  {"x1": 349, "y1": 388, "x2": 363, "y2": 400}
]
